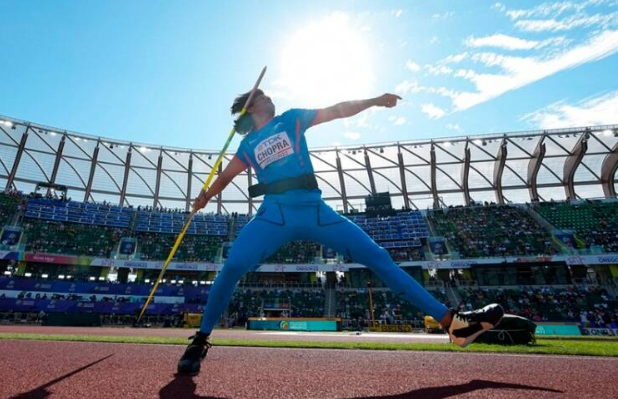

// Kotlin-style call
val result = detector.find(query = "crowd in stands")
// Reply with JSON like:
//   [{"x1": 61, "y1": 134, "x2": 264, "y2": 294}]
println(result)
[
  {"x1": 429, "y1": 204, "x2": 558, "y2": 258},
  {"x1": 537, "y1": 200, "x2": 618, "y2": 253},
  {"x1": 136, "y1": 232, "x2": 224, "y2": 262},
  {"x1": 23, "y1": 219, "x2": 127, "y2": 257},
  {"x1": 459, "y1": 285, "x2": 617, "y2": 327},
  {"x1": 0, "y1": 190, "x2": 24, "y2": 225},
  {"x1": 336, "y1": 288, "x2": 449, "y2": 322},
  {"x1": 225, "y1": 288, "x2": 325, "y2": 327},
  {"x1": 265, "y1": 241, "x2": 321, "y2": 264}
]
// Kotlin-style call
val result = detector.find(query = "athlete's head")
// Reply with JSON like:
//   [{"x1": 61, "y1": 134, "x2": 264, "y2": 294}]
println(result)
[{"x1": 231, "y1": 89, "x2": 275, "y2": 135}]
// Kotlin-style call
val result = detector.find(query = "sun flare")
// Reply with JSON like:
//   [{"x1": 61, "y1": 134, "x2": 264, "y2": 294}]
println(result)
[{"x1": 276, "y1": 13, "x2": 374, "y2": 107}]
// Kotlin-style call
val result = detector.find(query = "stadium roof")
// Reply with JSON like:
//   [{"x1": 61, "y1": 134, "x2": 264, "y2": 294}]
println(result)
[{"x1": 1, "y1": 114, "x2": 617, "y2": 214}]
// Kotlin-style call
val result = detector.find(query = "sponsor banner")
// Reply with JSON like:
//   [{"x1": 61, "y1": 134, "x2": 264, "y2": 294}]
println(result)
[
  {"x1": 535, "y1": 324, "x2": 581, "y2": 336},
  {"x1": 5, "y1": 251, "x2": 618, "y2": 272},
  {"x1": 247, "y1": 317, "x2": 340, "y2": 332},
  {"x1": 25, "y1": 253, "x2": 92, "y2": 266}
]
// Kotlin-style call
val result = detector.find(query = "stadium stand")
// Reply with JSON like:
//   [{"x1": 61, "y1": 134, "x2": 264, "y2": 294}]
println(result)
[
  {"x1": 428, "y1": 204, "x2": 558, "y2": 258},
  {"x1": 536, "y1": 200, "x2": 618, "y2": 253},
  {"x1": 0, "y1": 191, "x2": 23, "y2": 225},
  {"x1": 459, "y1": 286, "x2": 617, "y2": 325}
]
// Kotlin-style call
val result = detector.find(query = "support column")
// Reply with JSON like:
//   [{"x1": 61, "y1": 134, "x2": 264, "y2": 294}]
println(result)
[
  {"x1": 186, "y1": 153, "x2": 193, "y2": 212},
  {"x1": 461, "y1": 143, "x2": 471, "y2": 206},
  {"x1": 5, "y1": 126, "x2": 29, "y2": 191},
  {"x1": 216, "y1": 161, "x2": 223, "y2": 214},
  {"x1": 527, "y1": 135, "x2": 546, "y2": 202},
  {"x1": 430, "y1": 143, "x2": 439, "y2": 209},
  {"x1": 397, "y1": 144, "x2": 410, "y2": 210},
  {"x1": 84, "y1": 140, "x2": 100, "y2": 202},
  {"x1": 119, "y1": 146, "x2": 132, "y2": 207},
  {"x1": 336, "y1": 150, "x2": 349, "y2": 213},
  {"x1": 601, "y1": 140, "x2": 618, "y2": 198},
  {"x1": 49, "y1": 134, "x2": 66, "y2": 187},
  {"x1": 563, "y1": 129, "x2": 589, "y2": 200},
  {"x1": 494, "y1": 138, "x2": 507, "y2": 204},
  {"x1": 153, "y1": 149, "x2": 163, "y2": 208},
  {"x1": 364, "y1": 148, "x2": 377, "y2": 195}
]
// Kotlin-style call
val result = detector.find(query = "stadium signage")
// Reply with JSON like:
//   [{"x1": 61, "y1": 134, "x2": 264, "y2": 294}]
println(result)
[{"x1": 3, "y1": 251, "x2": 618, "y2": 271}]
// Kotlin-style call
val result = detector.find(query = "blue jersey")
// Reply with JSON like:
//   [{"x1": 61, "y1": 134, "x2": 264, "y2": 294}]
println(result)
[{"x1": 235, "y1": 108, "x2": 320, "y2": 200}]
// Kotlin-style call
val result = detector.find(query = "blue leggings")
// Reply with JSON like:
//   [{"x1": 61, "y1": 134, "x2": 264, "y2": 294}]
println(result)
[{"x1": 199, "y1": 199, "x2": 448, "y2": 333}]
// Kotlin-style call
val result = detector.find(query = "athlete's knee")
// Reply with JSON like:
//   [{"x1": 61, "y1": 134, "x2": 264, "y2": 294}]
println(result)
[{"x1": 220, "y1": 257, "x2": 249, "y2": 280}]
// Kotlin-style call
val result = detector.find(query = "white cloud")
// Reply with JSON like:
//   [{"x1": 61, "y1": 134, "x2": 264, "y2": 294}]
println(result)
[
  {"x1": 421, "y1": 103, "x2": 446, "y2": 119},
  {"x1": 392, "y1": 9, "x2": 403, "y2": 18},
  {"x1": 388, "y1": 116, "x2": 407, "y2": 125},
  {"x1": 522, "y1": 90, "x2": 618, "y2": 128},
  {"x1": 395, "y1": 79, "x2": 422, "y2": 94},
  {"x1": 503, "y1": 0, "x2": 616, "y2": 20},
  {"x1": 405, "y1": 60, "x2": 421, "y2": 72},
  {"x1": 450, "y1": 29, "x2": 618, "y2": 110},
  {"x1": 344, "y1": 131, "x2": 361, "y2": 140},
  {"x1": 432, "y1": 11, "x2": 455, "y2": 19},
  {"x1": 492, "y1": 2, "x2": 506, "y2": 12},
  {"x1": 425, "y1": 64, "x2": 453, "y2": 76},
  {"x1": 515, "y1": 11, "x2": 618, "y2": 32},
  {"x1": 446, "y1": 123, "x2": 462, "y2": 131},
  {"x1": 442, "y1": 52, "x2": 469, "y2": 64},
  {"x1": 465, "y1": 34, "x2": 567, "y2": 50},
  {"x1": 430, "y1": 36, "x2": 440, "y2": 45}
]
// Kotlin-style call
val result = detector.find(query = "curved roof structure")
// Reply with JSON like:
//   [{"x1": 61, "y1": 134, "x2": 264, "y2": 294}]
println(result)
[{"x1": 1, "y1": 114, "x2": 617, "y2": 215}]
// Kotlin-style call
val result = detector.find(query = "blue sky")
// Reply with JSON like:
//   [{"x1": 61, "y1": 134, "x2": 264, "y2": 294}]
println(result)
[{"x1": 1, "y1": 0, "x2": 617, "y2": 152}]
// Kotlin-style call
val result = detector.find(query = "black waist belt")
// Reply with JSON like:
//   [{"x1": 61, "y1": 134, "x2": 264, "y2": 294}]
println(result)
[{"x1": 248, "y1": 174, "x2": 318, "y2": 198}]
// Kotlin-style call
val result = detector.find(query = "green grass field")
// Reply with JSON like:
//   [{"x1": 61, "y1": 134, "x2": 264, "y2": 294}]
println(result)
[{"x1": 2, "y1": 332, "x2": 618, "y2": 357}]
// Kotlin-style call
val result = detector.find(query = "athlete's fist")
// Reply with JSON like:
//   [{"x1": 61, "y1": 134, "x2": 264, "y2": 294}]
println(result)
[
  {"x1": 192, "y1": 190, "x2": 209, "y2": 212},
  {"x1": 375, "y1": 93, "x2": 402, "y2": 108}
]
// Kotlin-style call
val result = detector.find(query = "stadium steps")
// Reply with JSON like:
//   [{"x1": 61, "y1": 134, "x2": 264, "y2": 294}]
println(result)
[
  {"x1": 444, "y1": 284, "x2": 461, "y2": 308},
  {"x1": 323, "y1": 286, "x2": 337, "y2": 317},
  {"x1": 525, "y1": 206, "x2": 575, "y2": 255}
]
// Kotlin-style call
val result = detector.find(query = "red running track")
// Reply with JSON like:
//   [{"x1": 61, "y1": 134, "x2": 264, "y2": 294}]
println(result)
[{"x1": 0, "y1": 340, "x2": 616, "y2": 399}]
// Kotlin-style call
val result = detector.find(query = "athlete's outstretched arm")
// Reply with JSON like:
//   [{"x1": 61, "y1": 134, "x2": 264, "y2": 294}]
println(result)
[
  {"x1": 312, "y1": 93, "x2": 402, "y2": 127},
  {"x1": 193, "y1": 155, "x2": 247, "y2": 211}
]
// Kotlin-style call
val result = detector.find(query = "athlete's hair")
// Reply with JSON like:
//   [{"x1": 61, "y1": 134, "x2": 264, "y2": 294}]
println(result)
[{"x1": 231, "y1": 89, "x2": 263, "y2": 135}]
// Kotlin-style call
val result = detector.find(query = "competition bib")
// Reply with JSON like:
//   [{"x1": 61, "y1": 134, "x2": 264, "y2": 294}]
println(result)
[{"x1": 254, "y1": 132, "x2": 294, "y2": 169}]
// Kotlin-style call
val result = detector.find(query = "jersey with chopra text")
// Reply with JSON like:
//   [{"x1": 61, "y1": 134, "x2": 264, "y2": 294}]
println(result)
[{"x1": 235, "y1": 108, "x2": 318, "y2": 185}]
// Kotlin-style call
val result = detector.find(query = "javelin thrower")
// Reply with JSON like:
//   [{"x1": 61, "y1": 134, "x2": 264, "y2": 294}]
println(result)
[{"x1": 178, "y1": 81, "x2": 504, "y2": 376}]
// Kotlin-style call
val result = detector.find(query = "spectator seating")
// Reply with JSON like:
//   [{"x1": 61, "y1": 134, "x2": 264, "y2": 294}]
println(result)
[
  {"x1": 537, "y1": 200, "x2": 618, "y2": 253},
  {"x1": 23, "y1": 219, "x2": 127, "y2": 257},
  {"x1": 0, "y1": 192, "x2": 22, "y2": 225},
  {"x1": 136, "y1": 210, "x2": 228, "y2": 236},
  {"x1": 136, "y1": 232, "x2": 224, "y2": 262},
  {"x1": 428, "y1": 205, "x2": 558, "y2": 258},
  {"x1": 459, "y1": 286, "x2": 617, "y2": 324},
  {"x1": 25, "y1": 198, "x2": 132, "y2": 228},
  {"x1": 265, "y1": 241, "x2": 321, "y2": 264},
  {"x1": 336, "y1": 288, "x2": 448, "y2": 322}
]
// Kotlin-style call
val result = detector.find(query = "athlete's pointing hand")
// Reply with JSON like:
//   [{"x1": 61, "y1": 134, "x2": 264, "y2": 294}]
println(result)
[{"x1": 375, "y1": 93, "x2": 402, "y2": 108}]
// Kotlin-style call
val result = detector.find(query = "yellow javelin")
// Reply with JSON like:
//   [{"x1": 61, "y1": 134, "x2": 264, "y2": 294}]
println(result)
[{"x1": 136, "y1": 66, "x2": 267, "y2": 323}]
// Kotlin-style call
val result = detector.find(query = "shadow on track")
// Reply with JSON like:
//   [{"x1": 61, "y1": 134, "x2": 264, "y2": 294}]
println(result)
[
  {"x1": 9, "y1": 354, "x2": 114, "y2": 399},
  {"x1": 158, "y1": 377, "x2": 562, "y2": 399}
]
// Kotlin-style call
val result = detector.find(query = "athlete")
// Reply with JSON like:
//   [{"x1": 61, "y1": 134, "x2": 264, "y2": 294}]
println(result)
[{"x1": 177, "y1": 90, "x2": 504, "y2": 375}]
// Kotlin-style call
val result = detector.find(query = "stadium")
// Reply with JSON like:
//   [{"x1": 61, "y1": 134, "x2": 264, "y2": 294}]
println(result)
[
  {"x1": 2, "y1": 1, "x2": 618, "y2": 398},
  {"x1": 2, "y1": 114, "x2": 618, "y2": 397}
]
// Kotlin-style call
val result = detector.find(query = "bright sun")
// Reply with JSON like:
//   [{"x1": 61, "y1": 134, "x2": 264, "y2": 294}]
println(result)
[{"x1": 276, "y1": 13, "x2": 374, "y2": 107}]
